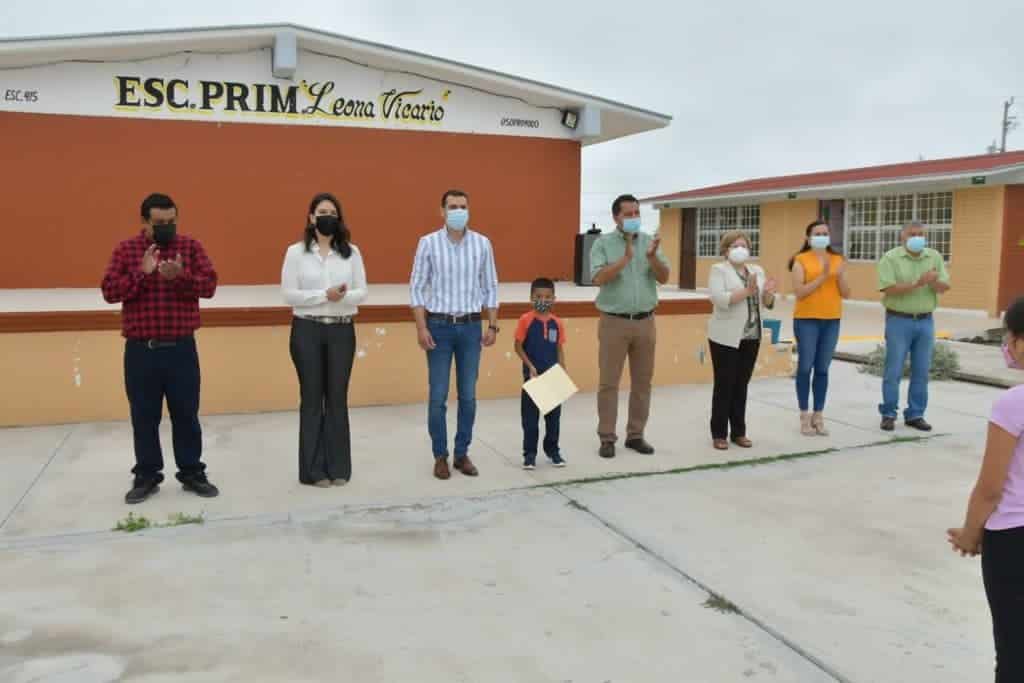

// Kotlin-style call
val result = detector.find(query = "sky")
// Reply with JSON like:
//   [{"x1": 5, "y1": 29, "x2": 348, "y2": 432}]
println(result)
[{"x1": 3, "y1": 0, "x2": 1022, "y2": 231}]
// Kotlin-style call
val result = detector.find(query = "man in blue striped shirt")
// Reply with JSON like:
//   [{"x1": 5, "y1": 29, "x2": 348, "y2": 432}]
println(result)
[{"x1": 410, "y1": 189, "x2": 500, "y2": 480}]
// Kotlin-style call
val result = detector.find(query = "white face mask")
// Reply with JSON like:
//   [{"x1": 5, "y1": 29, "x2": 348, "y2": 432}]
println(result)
[{"x1": 728, "y1": 246, "x2": 750, "y2": 264}]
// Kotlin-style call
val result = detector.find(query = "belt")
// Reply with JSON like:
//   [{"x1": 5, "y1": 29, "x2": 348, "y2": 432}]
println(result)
[
  {"x1": 297, "y1": 315, "x2": 353, "y2": 325},
  {"x1": 886, "y1": 310, "x2": 932, "y2": 321},
  {"x1": 129, "y1": 335, "x2": 193, "y2": 350},
  {"x1": 607, "y1": 310, "x2": 654, "y2": 320},
  {"x1": 427, "y1": 312, "x2": 481, "y2": 324}
]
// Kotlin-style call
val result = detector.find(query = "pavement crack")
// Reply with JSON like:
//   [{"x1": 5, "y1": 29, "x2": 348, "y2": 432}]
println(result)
[
  {"x1": 529, "y1": 434, "x2": 942, "y2": 490},
  {"x1": 1, "y1": 425, "x2": 76, "y2": 531},
  {"x1": 553, "y1": 483, "x2": 854, "y2": 683}
]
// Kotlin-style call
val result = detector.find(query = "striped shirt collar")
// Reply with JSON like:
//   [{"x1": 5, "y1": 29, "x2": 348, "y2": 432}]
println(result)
[{"x1": 436, "y1": 226, "x2": 473, "y2": 242}]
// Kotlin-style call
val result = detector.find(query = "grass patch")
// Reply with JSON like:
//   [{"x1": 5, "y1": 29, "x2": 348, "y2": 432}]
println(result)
[
  {"x1": 113, "y1": 512, "x2": 205, "y2": 533},
  {"x1": 533, "y1": 435, "x2": 934, "y2": 490},
  {"x1": 113, "y1": 513, "x2": 151, "y2": 532},
  {"x1": 703, "y1": 593, "x2": 740, "y2": 614},
  {"x1": 165, "y1": 512, "x2": 205, "y2": 527},
  {"x1": 859, "y1": 342, "x2": 960, "y2": 380}
]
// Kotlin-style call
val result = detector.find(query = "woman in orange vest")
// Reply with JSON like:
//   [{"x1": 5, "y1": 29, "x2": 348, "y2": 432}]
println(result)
[{"x1": 789, "y1": 220, "x2": 851, "y2": 436}]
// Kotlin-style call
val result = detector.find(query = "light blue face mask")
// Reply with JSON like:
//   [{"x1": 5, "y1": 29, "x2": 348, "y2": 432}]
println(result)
[
  {"x1": 622, "y1": 217, "x2": 642, "y2": 234},
  {"x1": 906, "y1": 235, "x2": 927, "y2": 253},
  {"x1": 445, "y1": 208, "x2": 469, "y2": 232},
  {"x1": 809, "y1": 235, "x2": 831, "y2": 250}
]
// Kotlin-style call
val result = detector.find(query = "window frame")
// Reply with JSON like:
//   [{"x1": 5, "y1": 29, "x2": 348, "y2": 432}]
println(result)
[
  {"x1": 843, "y1": 191, "x2": 952, "y2": 263},
  {"x1": 696, "y1": 204, "x2": 761, "y2": 258}
]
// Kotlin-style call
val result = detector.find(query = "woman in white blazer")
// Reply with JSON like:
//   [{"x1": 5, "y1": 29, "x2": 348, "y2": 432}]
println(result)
[
  {"x1": 281, "y1": 192, "x2": 368, "y2": 488},
  {"x1": 707, "y1": 231, "x2": 777, "y2": 451}
]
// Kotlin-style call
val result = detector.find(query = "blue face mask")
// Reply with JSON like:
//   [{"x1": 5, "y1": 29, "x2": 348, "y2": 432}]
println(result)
[
  {"x1": 809, "y1": 235, "x2": 830, "y2": 250},
  {"x1": 906, "y1": 236, "x2": 927, "y2": 253},
  {"x1": 622, "y1": 217, "x2": 641, "y2": 234},
  {"x1": 446, "y1": 208, "x2": 469, "y2": 232}
]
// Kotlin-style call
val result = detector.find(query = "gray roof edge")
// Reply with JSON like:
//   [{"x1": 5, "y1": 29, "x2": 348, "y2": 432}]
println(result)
[
  {"x1": 644, "y1": 162, "x2": 1024, "y2": 205},
  {"x1": 0, "y1": 22, "x2": 673, "y2": 124}
]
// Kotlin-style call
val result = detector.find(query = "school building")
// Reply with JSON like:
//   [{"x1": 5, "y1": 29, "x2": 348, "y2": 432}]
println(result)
[
  {"x1": 1, "y1": 24, "x2": 773, "y2": 428},
  {"x1": 645, "y1": 152, "x2": 1024, "y2": 316}
]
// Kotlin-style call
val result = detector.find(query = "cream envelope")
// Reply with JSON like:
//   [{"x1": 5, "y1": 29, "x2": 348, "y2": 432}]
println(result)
[{"x1": 523, "y1": 364, "x2": 579, "y2": 416}]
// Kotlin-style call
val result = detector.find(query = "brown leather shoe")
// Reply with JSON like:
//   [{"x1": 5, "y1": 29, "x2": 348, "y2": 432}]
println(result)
[
  {"x1": 732, "y1": 436, "x2": 753, "y2": 448},
  {"x1": 433, "y1": 458, "x2": 451, "y2": 480},
  {"x1": 453, "y1": 456, "x2": 479, "y2": 476},
  {"x1": 713, "y1": 439, "x2": 729, "y2": 451}
]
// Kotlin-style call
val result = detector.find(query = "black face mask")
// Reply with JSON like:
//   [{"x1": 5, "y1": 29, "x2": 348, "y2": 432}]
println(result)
[
  {"x1": 152, "y1": 223, "x2": 177, "y2": 247},
  {"x1": 315, "y1": 215, "x2": 340, "y2": 237}
]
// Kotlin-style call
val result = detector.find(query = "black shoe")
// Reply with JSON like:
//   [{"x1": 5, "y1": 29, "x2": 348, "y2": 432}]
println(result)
[
  {"x1": 599, "y1": 443, "x2": 616, "y2": 459},
  {"x1": 905, "y1": 418, "x2": 933, "y2": 432},
  {"x1": 880, "y1": 417, "x2": 896, "y2": 432},
  {"x1": 181, "y1": 476, "x2": 219, "y2": 498},
  {"x1": 125, "y1": 480, "x2": 159, "y2": 505},
  {"x1": 624, "y1": 438, "x2": 655, "y2": 455}
]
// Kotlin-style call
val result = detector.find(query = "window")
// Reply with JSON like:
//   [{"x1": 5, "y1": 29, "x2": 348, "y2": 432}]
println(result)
[
  {"x1": 845, "y1": 191, "x2": 952, "y2": 262},
  {"x1": 697, "y1": 205, "x2": 760, "y2": 257}
]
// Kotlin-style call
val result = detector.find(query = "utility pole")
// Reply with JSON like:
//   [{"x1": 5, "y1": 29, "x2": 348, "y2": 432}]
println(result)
[{"x1": 1001, "y1": 97, "x2": 1018, "y2": 153}]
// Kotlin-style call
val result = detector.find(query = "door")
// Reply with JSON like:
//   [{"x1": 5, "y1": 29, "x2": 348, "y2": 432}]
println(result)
[{"x1": 679, "y1": 208, "x2": 697, "y2": 289}]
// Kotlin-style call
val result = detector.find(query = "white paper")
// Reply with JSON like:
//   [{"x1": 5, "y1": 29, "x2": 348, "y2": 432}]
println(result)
[{"x1": 523, "y1": 364, "x2": 579, "y2": 416}]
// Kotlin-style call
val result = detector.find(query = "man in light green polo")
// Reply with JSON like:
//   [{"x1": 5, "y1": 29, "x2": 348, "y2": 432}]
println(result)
[
  {"x1": 590, "y1": 193, "x2": 670, "y2": 459},
  {"x1": 877, "y1": 221, "x2": 951, "y2": 433}
]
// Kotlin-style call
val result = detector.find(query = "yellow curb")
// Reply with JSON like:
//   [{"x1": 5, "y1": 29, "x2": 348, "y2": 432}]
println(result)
[{"x1": 781, "y1": 331, "x2": 953, "y2": 345}]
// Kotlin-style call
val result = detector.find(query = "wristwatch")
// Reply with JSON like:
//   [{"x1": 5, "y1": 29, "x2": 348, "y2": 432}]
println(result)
[{"x1": 488, "y1": 324, "x2": 500, "y2": 333}]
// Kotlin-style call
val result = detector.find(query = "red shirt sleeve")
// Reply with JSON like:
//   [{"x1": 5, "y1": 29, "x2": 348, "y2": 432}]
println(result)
[
  {"x1": 514, "y1": 312, "x2": 534, "y2": 342},
  {"x1": 101, "y1": 240, "x2": 148, "y2": 303},
  {"x1": 174, "y1": 238, "x2": 218, "y2": 300}
]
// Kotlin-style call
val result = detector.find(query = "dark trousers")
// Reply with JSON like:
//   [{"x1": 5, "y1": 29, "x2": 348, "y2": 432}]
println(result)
[
  {"x1": 708, "y1": 338, "x2": 760, "y2": 440},
  {"x1": 983, "y1": 526, "x2": 1024, "y2": 682},
  {"x1": 289, "y1": 318, "x2": 356, "y2": 484},
  {"x1": 124, "y1": 337, "x2": 204, "y2": 484},
  {"x1": 521, "y1": 390, "x2": 561, "y2": 458}
]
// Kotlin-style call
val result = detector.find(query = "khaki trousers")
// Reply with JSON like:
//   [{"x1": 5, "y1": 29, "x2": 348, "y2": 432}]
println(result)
[{"x1": 597, "y1": 314, "x2": 656, "y2": 443}]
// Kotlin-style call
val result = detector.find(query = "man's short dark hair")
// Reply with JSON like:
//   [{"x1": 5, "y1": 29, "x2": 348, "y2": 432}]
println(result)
[
  {"x1": 612, "y1": 194, "x2": 639, "y2": 217},
  {"x1": 531, "y1": 277, "x2": 555, "y2": 294},
  {"x1": 441, "y1": 189, "x2": 469, "y2": 207},
  {"x1": 140, "y1": 193, "x2": 177, "y2": 220}
]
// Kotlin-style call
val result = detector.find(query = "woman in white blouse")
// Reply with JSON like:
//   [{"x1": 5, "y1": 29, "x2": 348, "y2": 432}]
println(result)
[
  {"x1": 281, "y1": 192, "x2": 368, "y2": 488},
  {"x1": 707, "y1": 230, "x2": 777, "y2": 451}
]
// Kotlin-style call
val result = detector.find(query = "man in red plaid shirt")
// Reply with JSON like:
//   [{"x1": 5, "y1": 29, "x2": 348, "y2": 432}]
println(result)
[{"x1": 102, "y1": 193, "x2": 220, "y2": 504}]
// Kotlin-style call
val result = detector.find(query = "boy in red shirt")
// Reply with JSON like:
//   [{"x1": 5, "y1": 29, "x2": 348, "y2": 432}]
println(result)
[{"x1": 514, "y1": 278, "x2": 567, "y2": 469}]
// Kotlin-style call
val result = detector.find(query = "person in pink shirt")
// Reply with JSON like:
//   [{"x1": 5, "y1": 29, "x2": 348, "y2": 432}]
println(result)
[{"x1": 948, "y1": 295, "x2": 1024, "y2": 682}]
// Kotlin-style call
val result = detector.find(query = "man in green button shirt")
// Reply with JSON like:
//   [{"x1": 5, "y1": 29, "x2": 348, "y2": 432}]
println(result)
[
  {"x1": 877, "y1": 221, "x2": 952, "y2": 432},
  {"x1": 590, "y1": 194, "x2": 671, "y2": 459}
]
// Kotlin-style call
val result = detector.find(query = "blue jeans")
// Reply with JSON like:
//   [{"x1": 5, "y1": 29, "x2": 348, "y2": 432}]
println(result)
[
  {"x1": 793, "y1": 318, "x2": 841, "y2": 412},
  {"x1": 879, "y1": 314, "x2": 934, "y2": 420},
  {"x1": 426, "y1": 318, "x2": 482, "y2": 459}
]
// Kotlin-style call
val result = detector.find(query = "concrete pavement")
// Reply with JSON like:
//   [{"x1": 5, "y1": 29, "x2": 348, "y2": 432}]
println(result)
[{"x1": 0, "y1": 362, "x2": 1013, "y2": 682}]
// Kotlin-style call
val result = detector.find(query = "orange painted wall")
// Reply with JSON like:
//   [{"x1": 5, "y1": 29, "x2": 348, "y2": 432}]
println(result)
[
  {"x1": 0, "y1": 112, "x2": 581, "y2": 287},
  {"x1": 1000, "y1": 185, "x2": 1024, "y2": 312}
]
